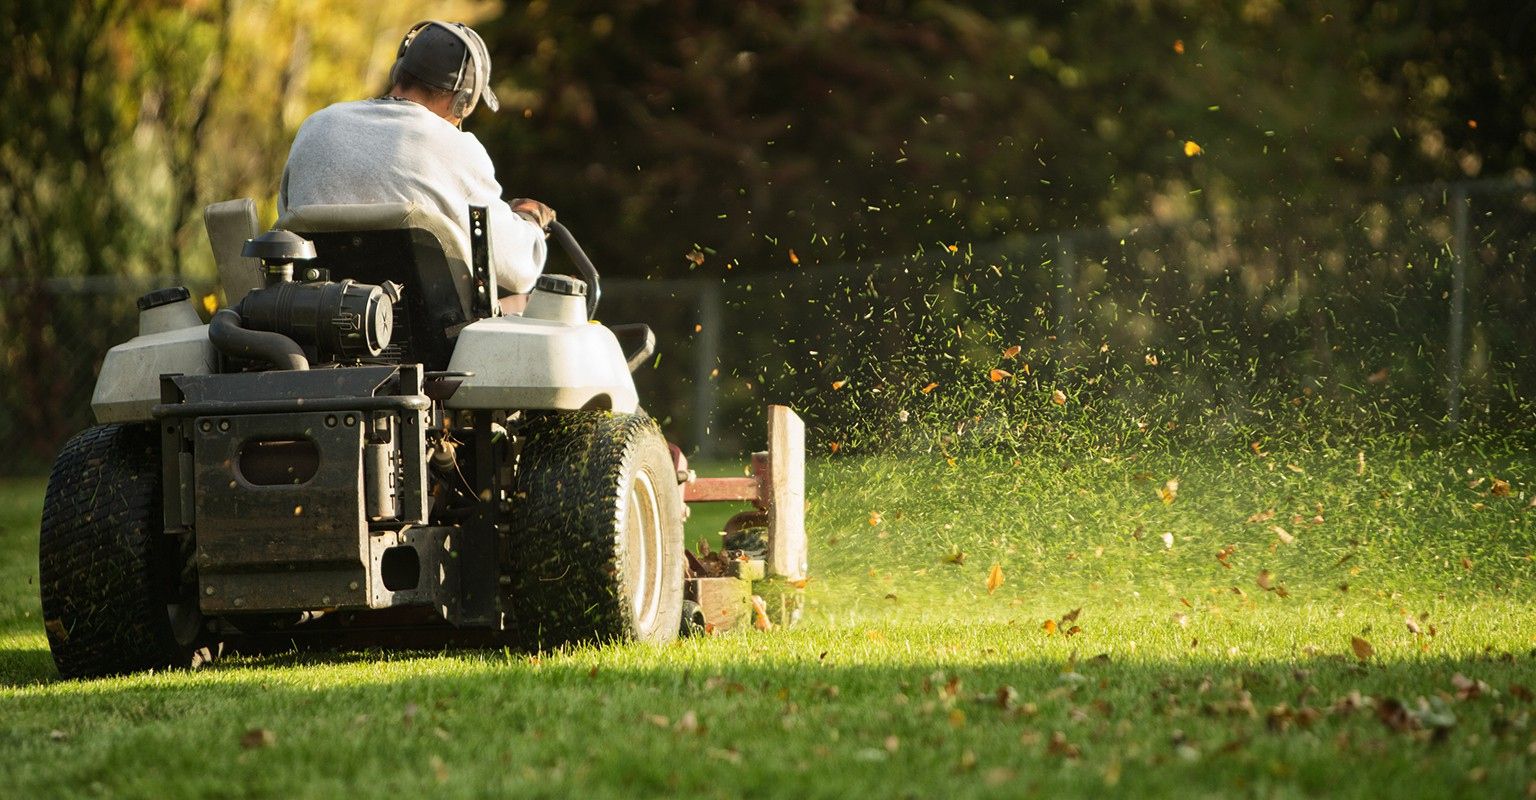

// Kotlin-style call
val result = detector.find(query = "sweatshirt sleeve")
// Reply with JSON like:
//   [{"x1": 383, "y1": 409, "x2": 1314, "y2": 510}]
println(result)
[{"x1": 459, "y1": 133, "x2": 547, "y2": 294}]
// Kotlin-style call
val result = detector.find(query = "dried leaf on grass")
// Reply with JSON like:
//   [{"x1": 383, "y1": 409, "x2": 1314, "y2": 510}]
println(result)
[
  {"x1": 675, "y1": 710, "x2": 703, "y2": 734},
  {"x1": 1452, "y1": 673, "x2": 1489, "y2": 701},
  {"x1": 1377, "y1": 697, "x2": 1456, "y2": 740},
  {"x1": 986, "y1": 563, "x2": 1004, "y2": 594},
  {"x1": 751, "y1": 595, "x2": 774, "y2": 631},
  {"x1": 240, "y1": 728, "x2": 276, "y2": 749},
  {"x1": 1157, "y1": 479, "x2": 1179, "y2": 505},
  {"x1": 995, "y1": 685, "x2": 1019, "y2": 710},
  {"x1": 1046, "y1": 730, "x2": 1081, "y2": 759},
  {"x1": 1350, "y1": 636, "x2": 1375, "y2": 661},
  {"x1": 1042, "y1": 608, "x2": 1083, "y2": 636}
]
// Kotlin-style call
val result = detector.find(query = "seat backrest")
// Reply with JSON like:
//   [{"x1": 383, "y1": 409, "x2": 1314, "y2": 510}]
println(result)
[
  {"x1": 277, "y1": 203, "x2": 477, "y2": 371},
  {"x1": 205, "y1": 199, "x2": 262, "y2": 304}
]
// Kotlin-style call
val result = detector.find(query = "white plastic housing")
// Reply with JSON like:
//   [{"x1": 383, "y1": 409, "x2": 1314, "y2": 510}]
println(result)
[
  {"x1": 446, "y1": 315, "x2": 638, "y2": 412},
  {"x1": 91, "y1": 324, "x2": 216, "y2": 423}
]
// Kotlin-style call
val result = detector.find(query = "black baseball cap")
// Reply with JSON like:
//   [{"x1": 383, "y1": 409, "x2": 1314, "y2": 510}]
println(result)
[{"x1": 395, "y1": 22, "x2": 499, "y2": 113}]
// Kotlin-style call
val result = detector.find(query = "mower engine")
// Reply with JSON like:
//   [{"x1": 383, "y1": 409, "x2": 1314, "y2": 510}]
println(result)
[
  {"x1": 151, "y1": 229, "x2": 448, "y2": 621},
  {"x1": 210, "y1": 229, "x2": 401, "y2": 370}
]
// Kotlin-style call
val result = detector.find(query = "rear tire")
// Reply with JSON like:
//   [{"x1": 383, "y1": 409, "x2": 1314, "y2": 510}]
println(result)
[
  {"x1": 506, "y1": 412, "x2": 685, "y2": 649},
  {"x1": 39, "y1": 424, "x2": 216, "y2": 678}
]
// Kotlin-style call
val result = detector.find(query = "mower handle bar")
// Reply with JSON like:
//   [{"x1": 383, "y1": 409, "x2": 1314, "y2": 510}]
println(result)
[{"x1": 547, "y1": 221, "x2": 600, "y2": 320}]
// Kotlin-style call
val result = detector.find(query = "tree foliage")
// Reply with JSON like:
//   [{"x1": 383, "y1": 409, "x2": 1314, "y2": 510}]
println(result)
[
  {"x1": 0, "y1": 0, "x2": 488, "y2": 464},
  {"x1": 1, "y1": 1, "x2": 1533, "y2": 465},
  {"x1": 475, "y1": 0, "x2": 1534, "y2": 277}
]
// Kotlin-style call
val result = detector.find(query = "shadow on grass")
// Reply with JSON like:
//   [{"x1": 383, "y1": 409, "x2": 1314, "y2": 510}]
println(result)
[
  {"x1": 0, "y1": 645, "x2": 53, "y2": 687},
  {"x1": 2, "y1": 630, "x2": 1534, "y2": 798}
]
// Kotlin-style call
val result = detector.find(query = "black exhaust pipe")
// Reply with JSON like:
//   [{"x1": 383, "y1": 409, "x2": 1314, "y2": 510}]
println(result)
[{"x1": 208, "y1": 309, "x2": 310, "y2": 371}]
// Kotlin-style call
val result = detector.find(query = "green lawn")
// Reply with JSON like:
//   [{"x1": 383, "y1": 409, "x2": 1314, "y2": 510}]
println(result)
[{"x1": 3, "y1": 434, "x2": 1536, "y2": 798}]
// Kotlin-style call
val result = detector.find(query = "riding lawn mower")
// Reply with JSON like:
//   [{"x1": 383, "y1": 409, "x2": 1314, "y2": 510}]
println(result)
[{"x1": 39, "y1": 199, "x2": 805, "y2": 679}]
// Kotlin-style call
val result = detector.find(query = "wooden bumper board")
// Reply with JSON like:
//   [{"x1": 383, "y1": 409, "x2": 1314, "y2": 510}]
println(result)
[{"x1": 680, "y1": 404, "x2": 806, "y2": 581}]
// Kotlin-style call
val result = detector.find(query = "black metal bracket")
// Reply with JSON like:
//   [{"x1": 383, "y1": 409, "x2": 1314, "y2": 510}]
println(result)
[
  {"x1": 469, "y1": 205, "x2": 496, "y2": 318},
  {"x1": 609, "y1": 323, "x2": 656, "y2": 372},
  {"x1": 458, "y1": 410, "x2": 502, "y2": 627}
]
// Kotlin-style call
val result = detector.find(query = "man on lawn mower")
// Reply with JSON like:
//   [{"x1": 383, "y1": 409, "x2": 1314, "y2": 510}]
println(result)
[{"x1": 279, "y1": 19, "x2": 553, "y2": 312}]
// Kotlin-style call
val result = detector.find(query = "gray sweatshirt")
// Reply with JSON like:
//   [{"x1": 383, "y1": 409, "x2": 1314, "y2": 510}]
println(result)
[{"x1": 279, "y1": 98, "x2": 546, "y2": 293}]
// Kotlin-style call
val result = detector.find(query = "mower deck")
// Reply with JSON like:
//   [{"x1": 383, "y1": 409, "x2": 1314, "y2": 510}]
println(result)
[{"x1": 680, "y1": 405, "x2": 805, "y2": 632}]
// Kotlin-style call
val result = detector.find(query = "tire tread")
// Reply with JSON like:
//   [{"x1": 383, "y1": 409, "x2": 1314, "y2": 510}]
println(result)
[
  {"x1": 40, "y1": 424, "x2": 196, "y2": 678},
  {"x1": 505, "y1": 412, "x2": 682, "y2": 649}
]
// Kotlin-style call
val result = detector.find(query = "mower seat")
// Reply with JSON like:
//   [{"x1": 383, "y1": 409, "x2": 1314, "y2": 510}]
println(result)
[
  {"x1": 277, "y1": 203, "x2": 480, "y2": 371},
  {"x1": 204, "y1": 198, "x2": 262, "y2": 305}
]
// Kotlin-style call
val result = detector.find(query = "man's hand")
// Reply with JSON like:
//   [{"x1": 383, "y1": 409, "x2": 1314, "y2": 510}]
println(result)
[{"x1": 510, "y1": 198, "x2": 556, "y2": 231}]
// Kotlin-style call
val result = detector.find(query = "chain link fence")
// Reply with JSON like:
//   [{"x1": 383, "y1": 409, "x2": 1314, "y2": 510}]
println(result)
[
  {"x1": 0, "y1": 275, "x2": 216, "y2": 475},
  {"x1": 3, "y1": 176, "x2": 1531, "y2": 474}
]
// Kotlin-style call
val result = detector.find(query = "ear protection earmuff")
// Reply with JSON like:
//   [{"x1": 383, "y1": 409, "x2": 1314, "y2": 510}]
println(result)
[{"x1": 390, "y1": 20, "x2": 496, "y2": 119}]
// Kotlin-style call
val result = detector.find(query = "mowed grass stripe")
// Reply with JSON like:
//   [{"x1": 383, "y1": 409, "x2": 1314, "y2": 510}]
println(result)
[{"x1": 1, "y1": 433, "x2": 1534, "y2": 798}]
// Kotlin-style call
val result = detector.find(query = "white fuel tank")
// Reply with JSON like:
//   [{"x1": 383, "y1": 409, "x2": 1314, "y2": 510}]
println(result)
[
  {"x1": 92, "y1": 289, "x2": 215, "y2": 423},
  {"x1": 444, "y1": 315, "x2": 639, "y2": 412}
]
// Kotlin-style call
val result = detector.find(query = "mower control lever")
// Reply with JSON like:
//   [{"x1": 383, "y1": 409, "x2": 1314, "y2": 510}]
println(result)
[
  {"x1": 547, "y1": 221, "x2": 600, "y2": 320},
  {"x1": 609, "y1": 324, "x2": 656, "y2": 373}
]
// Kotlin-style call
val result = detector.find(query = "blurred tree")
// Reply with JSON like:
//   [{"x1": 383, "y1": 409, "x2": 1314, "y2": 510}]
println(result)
[
  {"x1": 1, "y1": 1, "x2": 138, "y2": 456},
  {"x1": 2, "y1": 1, "x2": 1533, "y2": 467},
  {"x1": 475, "y1": 1, "x2": 1532, "y2": 276},
  {"x1": 0, "y1": 0, "x2": 490, "y2": 466}
]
